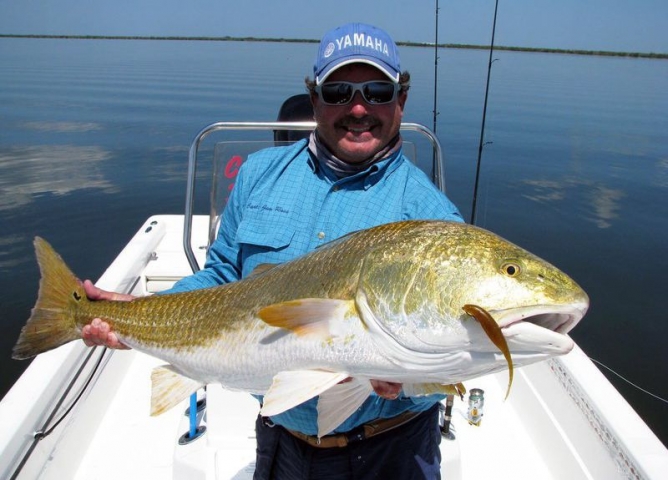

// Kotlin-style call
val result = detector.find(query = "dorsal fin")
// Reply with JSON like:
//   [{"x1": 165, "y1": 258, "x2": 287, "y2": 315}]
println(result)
[{"x1": 247, "y1": 263, "x2": 280, "y2": 278}]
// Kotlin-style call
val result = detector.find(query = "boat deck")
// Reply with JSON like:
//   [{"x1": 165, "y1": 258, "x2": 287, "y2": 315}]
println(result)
[{"x1": 65, "y1": 349, "x2": 551, "y2": 480}]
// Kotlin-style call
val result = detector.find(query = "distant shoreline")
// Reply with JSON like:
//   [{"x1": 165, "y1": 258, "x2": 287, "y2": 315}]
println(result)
[{"x1": 1, "y1": 34, "x2": 665, "y2": 59}]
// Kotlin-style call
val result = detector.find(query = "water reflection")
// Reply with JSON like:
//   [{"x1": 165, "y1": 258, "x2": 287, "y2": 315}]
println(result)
[
  {"x1": 521, "y1": 178, "x2": 625, "y2": 229},
  {"x1": 0, "y1": 144, "x2": 117, "y2": 211},
  {"x1": 150, "y1": 145, "x2": 192, "y2": 184},
  {"x1": 655, "y1": 157, "x2": 668, "y2": 188},
  {"x1": 21, "y1": 121, "x2": 103, "y2": 133},
  {"x1": 0, "y1": 235, "x2": 26, "y2": 269},
  {"x1": 589, "y1": 186, "x2": 625, "y2": 229}
]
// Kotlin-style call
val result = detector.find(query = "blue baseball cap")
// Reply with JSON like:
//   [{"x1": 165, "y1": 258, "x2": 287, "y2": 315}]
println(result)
[{"x1": 314, "y1": 23, "x2": 401, "y2": 85}]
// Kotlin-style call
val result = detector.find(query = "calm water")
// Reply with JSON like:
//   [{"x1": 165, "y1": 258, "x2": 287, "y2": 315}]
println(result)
[{"x1": 1, "y1": 38, "x2": 666, "y2": 446}]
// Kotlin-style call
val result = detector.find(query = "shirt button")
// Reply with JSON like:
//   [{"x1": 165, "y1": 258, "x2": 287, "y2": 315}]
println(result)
[
  {"x1": 332, "y1": 186, "x2": 339, "y2": 192},
  {"x1": 317, "y1": 231, "x2": 325, "y2": 239}
]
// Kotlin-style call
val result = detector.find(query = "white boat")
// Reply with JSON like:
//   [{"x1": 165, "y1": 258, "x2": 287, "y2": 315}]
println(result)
[{"x1": 1, "y1": 120, "x2": 666, "y2": 480}]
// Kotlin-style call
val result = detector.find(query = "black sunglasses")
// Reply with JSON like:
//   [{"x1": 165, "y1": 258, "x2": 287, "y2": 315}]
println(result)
[{"x1": 315, "y1": 81, "x2": 399, "y2": 106}]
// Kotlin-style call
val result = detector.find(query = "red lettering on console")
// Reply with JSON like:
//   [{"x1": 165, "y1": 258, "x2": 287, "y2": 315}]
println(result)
[{"x1": 225, "y1": 155, "x2": 243, "y2": 179}]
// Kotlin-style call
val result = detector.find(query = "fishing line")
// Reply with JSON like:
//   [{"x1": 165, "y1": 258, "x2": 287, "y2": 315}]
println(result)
[
  {"x1": 10, "y1": 347, "x2": 109, "y2": 480},
  {"x1": 470, "y1": 0, "x2": 500, "y2": 226},
  {"x1": 589, "y1": 357, "x2": 668, "y2": 404},
  {"x1": 36, "y1": 347, "x2": 109, "y2": 438}
]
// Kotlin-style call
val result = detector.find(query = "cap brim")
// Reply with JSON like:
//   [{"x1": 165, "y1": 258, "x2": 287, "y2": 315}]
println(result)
[{"x1": 316, "y1": 58, "x2": 400, "y2": 85}]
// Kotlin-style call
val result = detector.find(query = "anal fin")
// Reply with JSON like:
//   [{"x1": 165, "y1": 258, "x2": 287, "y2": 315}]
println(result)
[{"x1": 150, "y1": 365, "x2": 204, "y2": 416}]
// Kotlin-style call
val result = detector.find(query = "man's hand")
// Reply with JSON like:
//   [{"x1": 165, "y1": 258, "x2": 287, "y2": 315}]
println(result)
[
  {"x1": 370, "y1": 380, "x2": 402, "y2": 400},
  {"x1": 338, "y1": 378, "x2": 402, "y2": 400},
  {"x1": 80, "y1": 280, "x2": 133, "y2": 349},
  {"x1": 82, "y1": 279, "x2": 134, "y2": 302}
]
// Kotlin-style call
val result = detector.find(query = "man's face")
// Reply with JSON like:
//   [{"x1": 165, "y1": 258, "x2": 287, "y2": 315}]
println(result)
[{"x1": 312, "y1": 63, "x2": 407, "y2": 164}]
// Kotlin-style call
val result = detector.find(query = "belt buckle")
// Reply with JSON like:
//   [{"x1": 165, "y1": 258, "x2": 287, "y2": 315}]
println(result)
[{"x1": 345, "y1": 428, "x2": 366, "y2": 445}]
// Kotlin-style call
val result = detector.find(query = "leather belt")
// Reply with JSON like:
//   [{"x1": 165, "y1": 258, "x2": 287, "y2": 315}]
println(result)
[{"x1": 285, "y1": 410, "x2": 421, "y2": 449}]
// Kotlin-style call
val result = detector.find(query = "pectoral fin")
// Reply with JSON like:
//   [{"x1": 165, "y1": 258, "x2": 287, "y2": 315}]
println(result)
[
  {"x1": 463, "y1": 304, "x2": 513, "y2": 399},
  {"x1": 258, "y1": 299, "x2": 356, "y2": 339},
  {"x1": 150, "y1": 365, "x2": 204, "y2": 416},
  {"x1": 260, "y1": 369, "x2": 349, "y2": 418}
]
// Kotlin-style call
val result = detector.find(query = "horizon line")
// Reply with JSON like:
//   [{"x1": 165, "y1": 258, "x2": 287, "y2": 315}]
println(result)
[{"x1": 1, "y1": 34, "x2": 665, "y2": 59}]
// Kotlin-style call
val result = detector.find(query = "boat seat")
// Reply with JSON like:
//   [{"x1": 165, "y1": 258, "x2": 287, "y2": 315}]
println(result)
[{"x1": 273, "y1": 93, "x2": 314, "y2": 144}]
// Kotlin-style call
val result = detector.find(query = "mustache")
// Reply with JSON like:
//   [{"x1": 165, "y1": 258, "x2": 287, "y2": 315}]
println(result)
[{"x1": 337, "y1": 116, "x2": 380, "y2": 128}]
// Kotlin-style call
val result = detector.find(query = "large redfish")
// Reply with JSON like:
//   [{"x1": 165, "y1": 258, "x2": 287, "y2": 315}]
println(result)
[{"x1": 13, "y1": 220, "x2": 588, "y2": 436}]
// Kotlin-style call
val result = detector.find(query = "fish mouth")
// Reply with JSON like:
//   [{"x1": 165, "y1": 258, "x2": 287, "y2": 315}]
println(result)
[
  {"x1": 495, "y1": 302, "x2": 587, "y2": 333},
  {"x1": 491, "y1": 303, "x2": 588, "y2": 353}
]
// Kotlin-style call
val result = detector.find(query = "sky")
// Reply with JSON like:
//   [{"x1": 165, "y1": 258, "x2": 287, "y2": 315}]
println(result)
[{"x1": 0, "y1": 0, "x2": 666, "y2": 53}]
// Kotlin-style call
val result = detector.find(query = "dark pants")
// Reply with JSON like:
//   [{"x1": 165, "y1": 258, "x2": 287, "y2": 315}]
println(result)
[{"x1": 253, "y1": 404, "x2": 442, "y2": 480}]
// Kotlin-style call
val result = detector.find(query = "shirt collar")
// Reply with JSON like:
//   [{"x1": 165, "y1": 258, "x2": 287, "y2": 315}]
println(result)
[
  {"x1": 306, "y1": 131, "x2": 404, "y2": 187},
  {"x1": 306, "y1": 141, "x2": 405, "y2": 190}
]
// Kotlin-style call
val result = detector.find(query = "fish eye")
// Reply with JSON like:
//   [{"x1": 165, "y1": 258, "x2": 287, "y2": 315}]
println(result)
[{"x1": 501, "y1": 262, "x2": 521, "y2": 277}]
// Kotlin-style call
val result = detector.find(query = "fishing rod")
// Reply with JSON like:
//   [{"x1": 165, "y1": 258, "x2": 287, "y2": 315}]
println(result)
[
  {"x1": 432, "y1": 0, "x2": 440, "y2": 133},
  {"x1": 432, "y1": 0, "x2": 461, "y2": 440},
  {"x1": 470, "y1": 0, "x2": 500, "y2": 225},
  {"x1": 430, "y1": 0, "x2": 441, "y2": 198}
]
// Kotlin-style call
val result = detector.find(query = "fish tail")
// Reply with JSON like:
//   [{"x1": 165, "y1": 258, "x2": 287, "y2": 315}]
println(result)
[{"x1": 12, "y1": 237, "x2": 87, "y2": 360}]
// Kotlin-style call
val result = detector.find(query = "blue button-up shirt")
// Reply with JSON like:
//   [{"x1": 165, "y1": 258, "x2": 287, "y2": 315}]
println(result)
[{"x1": 166, "y1": 139, "x2": 463, "y2": 435}]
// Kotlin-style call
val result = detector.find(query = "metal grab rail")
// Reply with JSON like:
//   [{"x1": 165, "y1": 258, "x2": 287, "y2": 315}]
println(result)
[{"x1": 183, "y1": 121, "x2": 445, "y2": 274}]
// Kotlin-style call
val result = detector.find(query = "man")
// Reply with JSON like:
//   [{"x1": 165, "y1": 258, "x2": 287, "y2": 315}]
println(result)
[{"x1": 83, "y1": 23, "x2": 463, "y2": 479}]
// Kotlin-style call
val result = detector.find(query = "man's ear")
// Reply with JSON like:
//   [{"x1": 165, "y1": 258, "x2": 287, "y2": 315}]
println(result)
[{"x1": 397, "y1": 90, "x2": 408, "y2": 111}]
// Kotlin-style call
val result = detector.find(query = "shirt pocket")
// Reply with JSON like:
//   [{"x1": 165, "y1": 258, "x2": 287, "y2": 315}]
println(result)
[
  {"x1": 236, "y1": 217, "x2": 296, "y2": 278},
  {"x1": 236, "y1": 216, "x2": 295, "y2": 251}
]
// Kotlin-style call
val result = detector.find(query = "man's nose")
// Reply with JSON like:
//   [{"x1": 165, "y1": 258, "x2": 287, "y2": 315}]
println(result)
[{"x1": 348, "y1": 91, "x2": 369, "y2": 115}]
